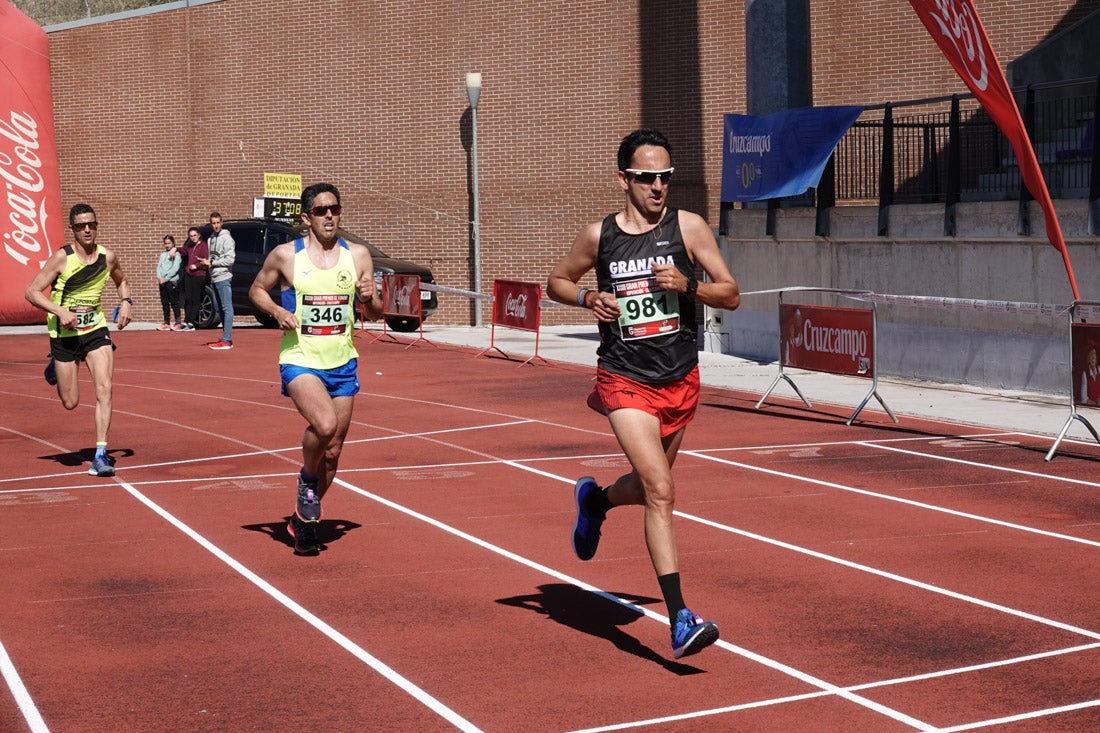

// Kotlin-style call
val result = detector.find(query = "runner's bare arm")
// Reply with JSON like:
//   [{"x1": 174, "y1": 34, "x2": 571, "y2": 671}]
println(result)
[
  {"x1": 249, "y1": 244, "x2": 297, "y2": 330},
  {"x1": 548, "y1": 222, "x2": 620, "y2": 321},
  {"x1": 678, "y1": 210, "x2": 740, "y2": 311},
  {"x1": 24, "y1": 249, "x2": 75, "y2": 328},
  {"x1": 351, "y1": 244, "x2": 382, "y2": 321}
]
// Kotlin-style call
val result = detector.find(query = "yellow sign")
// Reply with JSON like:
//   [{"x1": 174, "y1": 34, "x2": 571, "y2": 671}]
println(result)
[{"x1": 264, "y1": 173, "x2": 302, "y2": 198}]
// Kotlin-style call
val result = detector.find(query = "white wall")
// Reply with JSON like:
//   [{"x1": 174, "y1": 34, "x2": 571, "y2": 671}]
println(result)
[{"x1": 712, "y1": 200, "x2": 1098, "y2": 394}]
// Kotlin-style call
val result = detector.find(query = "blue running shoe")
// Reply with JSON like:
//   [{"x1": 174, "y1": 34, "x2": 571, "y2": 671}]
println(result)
[
  {"x1": 44, "y1": 357, "x2": 57, "y2": 386},
  {"x1": 295, "y1": 471, "x2": 321, "y2": 522},
  {"x1": 287, "y1": 515, "x2": 320, "y2": 556},
  {"x1": 671, "y1": 608, "x2": 719, "y2": 659},
  {"x1": 88, "y1": 455, "x2": 115, "y2": 477},
  {"x1": 571, "y1": 477, "x2": 604, "y2": 560}
]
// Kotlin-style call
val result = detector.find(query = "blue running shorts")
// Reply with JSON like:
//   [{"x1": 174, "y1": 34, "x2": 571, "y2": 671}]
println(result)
[{"x1": 280, "y1": 359, "x2": 360, "y2": 397}]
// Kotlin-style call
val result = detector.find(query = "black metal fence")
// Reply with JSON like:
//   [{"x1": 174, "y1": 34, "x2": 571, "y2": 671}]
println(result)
[{"x1": 819, "y1": 76, "x2": 1100, "y2": 236}]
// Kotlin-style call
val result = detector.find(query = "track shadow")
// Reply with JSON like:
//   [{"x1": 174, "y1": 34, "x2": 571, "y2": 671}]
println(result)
[
  {"x1": 496, "y1": 583, "x2": 705, "y2": 675},
  {"x1": 38, "y1": 447, "x2": 134, "y2": 469},
  {"x1": 242, "y1": 517, "x2": 363, "y2": 553}
]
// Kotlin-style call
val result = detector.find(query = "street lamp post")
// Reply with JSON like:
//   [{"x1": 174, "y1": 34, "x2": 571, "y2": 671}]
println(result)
[{"x1": 466, "y1": 72, "x2": 483, "y2": 327}]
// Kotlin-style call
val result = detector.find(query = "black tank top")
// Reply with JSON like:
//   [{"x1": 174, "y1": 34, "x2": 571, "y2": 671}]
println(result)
[{"x1": 594, "y1": 207, "x2": 698, "y2": 383}]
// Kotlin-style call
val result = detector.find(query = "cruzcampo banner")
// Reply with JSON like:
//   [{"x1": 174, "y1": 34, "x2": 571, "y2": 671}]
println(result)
[
  {"x1": 721, "y1": 106, "x2": 863, "y2": 203},
  {"x1": 0, "y1": 1, "x2": 64, "y2": 325}
]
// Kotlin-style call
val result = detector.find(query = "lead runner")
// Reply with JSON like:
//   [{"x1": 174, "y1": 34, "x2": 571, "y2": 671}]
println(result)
[
  {"x1": 546, "y1": 128, "x2": 741, "y2": 658},
  {"x1": 249, "y1": 182, "x2": 382, "y2": 555}
]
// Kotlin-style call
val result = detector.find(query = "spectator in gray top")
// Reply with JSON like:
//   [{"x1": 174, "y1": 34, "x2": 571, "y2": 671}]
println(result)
[{"x1": 206, "y1": 211, "x2": 236, "y2": 350}]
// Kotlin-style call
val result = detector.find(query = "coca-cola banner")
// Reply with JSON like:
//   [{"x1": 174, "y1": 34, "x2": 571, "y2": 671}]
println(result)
[
  {"x1": 0, "y1": 1, "x2": 64, "y2": 325},
  {"x1": 492, "y1": 280, "x2": 540, "y2": 332},
  {"x1": 780, "y1": 303, "x2": 874, "y2": 378},
  {"x1": 381, "y1": 273, "x2": 422, "y2": 319},
  {"x1": 907, "y1": 0, "x2": 1080, "y2": 300}
]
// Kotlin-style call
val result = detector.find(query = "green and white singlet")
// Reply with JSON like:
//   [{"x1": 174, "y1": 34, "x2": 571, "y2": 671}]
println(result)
[
  {"x1": 48, "y1": 244, "x2": 110, "y2": 338},
  {"x1": 279, "y1": 238, "x2": 358, "y2": 370}
]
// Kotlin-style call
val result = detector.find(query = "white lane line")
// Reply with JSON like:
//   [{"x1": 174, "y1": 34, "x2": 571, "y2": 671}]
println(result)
[
  {"x1": 332, "y1": 475, "x2": 938, "y2": 732},
  {"x1": 933, "y1": 698, "x2": 1100, "y2": 732},
  {"x1": 565, "y1": 641, "x2": 1100, "y2": 732},
  {"x1": 861, "y1": 441, "x2": 1100, "y2": 488},
  {"x1": 0, "y1": 636, "x2": 49, "y2": 733},
  {"x1": 677, "y1": 505, "x2": 1100, "y2": 640},
  {"x1": 116, "y1": 479, "x2": 483, "y2": 733},
  {"x1": 686, "y1": 451, "x2": 1100, "y2": 549}
]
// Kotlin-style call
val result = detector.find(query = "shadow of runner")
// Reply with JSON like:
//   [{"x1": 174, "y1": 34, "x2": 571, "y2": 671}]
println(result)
[
  {"x1": 496, "y1": 583, "x2": 706, "y2": 675},
  {"x1": 38, "y1": 447, "x2": 134, "y2": 468},
  {"x1": 242, "y1": 518, "x2": 362, "y2": 554}
]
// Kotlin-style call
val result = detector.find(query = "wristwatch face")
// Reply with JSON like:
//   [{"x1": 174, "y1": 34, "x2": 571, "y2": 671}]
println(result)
[{"x1": 686, "y1": 277, "x2": 698, "y2": 295}]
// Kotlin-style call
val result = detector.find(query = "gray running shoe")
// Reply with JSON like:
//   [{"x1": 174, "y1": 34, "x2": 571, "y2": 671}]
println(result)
[
  {"x1": 287, "y1": 515, "x2": 320, "y2": 556},
  {"x1": 295, "y1": 471, "x2": 321, "y2": 522}
]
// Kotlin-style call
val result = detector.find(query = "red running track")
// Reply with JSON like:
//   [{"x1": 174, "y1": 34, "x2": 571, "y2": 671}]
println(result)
[{"x1": 1, "y1": 326, "x2": 1099, "y2": 732}]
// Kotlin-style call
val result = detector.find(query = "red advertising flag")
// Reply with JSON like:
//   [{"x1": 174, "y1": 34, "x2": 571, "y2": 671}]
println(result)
[
  {"x1": 0, "y1": 1, "x2": 65, "y2": 324},
  {"x1": 907, "y1": 0, "x2": 1080, "y2": 300}
]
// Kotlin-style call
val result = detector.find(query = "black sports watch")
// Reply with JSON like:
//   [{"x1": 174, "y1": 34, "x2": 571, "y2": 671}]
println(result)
[
  {"x1": 121, "y1": 297, "x2": 134, "y2": 305},
  {"x1": 684, "y1": 275, "x2": 698, "y2": 297}
]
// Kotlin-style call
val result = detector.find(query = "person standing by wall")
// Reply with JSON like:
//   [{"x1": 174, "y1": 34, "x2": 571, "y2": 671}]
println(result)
[
  {"x1": 206, "y1": 212, "x2": 235, "y2": 349},
  {"x1": 248, "y1": 183, "x2": 382, "y2": 555},
  {"x1": 156, "y1": 234, "x2": 183, "y2": 330},
  {"x1": 24, "y1": 203, "x2": 134, "y2": 477},
  {"x1": 547, "y1": 128, "x2": 741, "y2": 659},
  {"x1": 180, "y1": 226, "x2": 208, "y2": 331}
]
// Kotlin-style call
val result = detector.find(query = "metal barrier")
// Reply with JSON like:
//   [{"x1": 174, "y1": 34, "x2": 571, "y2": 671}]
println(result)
[
  {"x1": 365, "y1": 273, "x2": 436, "y2": 349},
  {"x1": 475, "y1": 279, "x2": 548, "y2": 366},
  {"x1": 1045, "y1": 300, "x2": 1100, "y2": 460},
  {"x1": 756, "y1": 288, "x2": 896, "y2": 426}
]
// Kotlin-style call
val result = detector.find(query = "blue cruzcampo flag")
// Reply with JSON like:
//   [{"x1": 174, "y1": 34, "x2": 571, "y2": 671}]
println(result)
[{"x1": 721, "y1": 106, "x2": 863, "y2": 202}]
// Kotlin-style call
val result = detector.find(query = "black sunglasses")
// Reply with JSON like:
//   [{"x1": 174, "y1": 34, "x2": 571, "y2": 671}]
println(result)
[
  {"x1": 307, "y1": 204, "x2": 342, "y2": 217},
  {"x1": 71, "y1": 221, "x2": 98, "y2": 231},
  {"x1": 625, "y1": 168, "x2": 674, "y2": 185}
]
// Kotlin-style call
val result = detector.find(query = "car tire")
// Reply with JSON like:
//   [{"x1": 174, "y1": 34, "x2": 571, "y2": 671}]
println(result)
[
  {"x1": 386, "y1": 315, "x2": 421, "y2": 332},
  {"x1": 196, "y1": 283, "x2": 221, "y2": 329}
]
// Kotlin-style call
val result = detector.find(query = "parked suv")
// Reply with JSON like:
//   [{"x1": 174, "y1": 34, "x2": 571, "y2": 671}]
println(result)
[{"x1": 191, "y1": 219, "x2": 438, "y2": 332}]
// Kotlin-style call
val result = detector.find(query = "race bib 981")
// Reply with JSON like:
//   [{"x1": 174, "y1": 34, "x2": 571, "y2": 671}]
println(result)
[{"x1": 613, "y1": 276, "x2": 680, "y2": 340}]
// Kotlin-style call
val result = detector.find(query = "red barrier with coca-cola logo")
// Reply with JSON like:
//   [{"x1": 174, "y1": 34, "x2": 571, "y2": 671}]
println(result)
[
  {"x1": 0, "y1": 2, "x2": 64, "y2": 325},
  {"x1": 779, "y1": 303, "x2": 874, "y2": 378},
  {"x1": 492, "y1": 279, "x2": 540, "y2": 332}
]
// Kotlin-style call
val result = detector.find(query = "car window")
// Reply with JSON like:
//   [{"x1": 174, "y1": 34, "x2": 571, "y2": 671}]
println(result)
[
  {"x1": 230, "y1": 224, "x2": 264, "y2": 255},
  {"x1": 265, "y1": 225, "x2": 298, "y2": 254}
]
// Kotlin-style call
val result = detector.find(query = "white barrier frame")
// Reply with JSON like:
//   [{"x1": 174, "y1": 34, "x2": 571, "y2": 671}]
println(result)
[
  {"x1": 1045, "y1": 300, "x2": 1100, "y2": 461},
  {"x1": 756, "y1": 288, "x2": 897, "y2": 426}
]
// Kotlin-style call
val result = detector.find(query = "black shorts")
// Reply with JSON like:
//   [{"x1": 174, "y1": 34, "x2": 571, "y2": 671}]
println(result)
[{"x1": 50, "y1": 327, "x2": 115, "y2": 363}]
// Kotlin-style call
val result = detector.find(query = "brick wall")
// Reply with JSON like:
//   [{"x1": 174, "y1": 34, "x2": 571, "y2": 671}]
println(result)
[{"x1": 42, "y1": 0, "x2": 1095, "y2": 326}]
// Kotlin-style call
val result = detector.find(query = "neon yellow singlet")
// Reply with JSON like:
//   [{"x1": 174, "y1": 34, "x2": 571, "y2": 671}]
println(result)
[
  {"x1": 278, "y1": 238, "x2": 358, "y2": 369},
  {"x1": 48, "y1": 244, "x2": 110, "y2": 338}
]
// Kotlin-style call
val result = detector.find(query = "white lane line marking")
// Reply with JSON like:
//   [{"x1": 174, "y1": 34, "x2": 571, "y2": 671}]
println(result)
[
  {"x1": 116, "y1": 479, "x2": 484, "y2": 733},
  {"x1": 686, "y1": 451, "x2": 1100, "y2": 549},
  {"x1": 0, "y1": 637, "x2": 49, "y2": 733},
  {"x1": 332, "y1": 475, "x2": 938, "y2": 732}
]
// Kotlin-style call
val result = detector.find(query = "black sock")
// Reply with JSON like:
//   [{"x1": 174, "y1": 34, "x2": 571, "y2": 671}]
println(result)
[
  {"x1": 585, "y1": 486, "x2": 613, "y2": 517},
  {"x1": 657, "y1": 573, "x2": 685, "y2": 619}
]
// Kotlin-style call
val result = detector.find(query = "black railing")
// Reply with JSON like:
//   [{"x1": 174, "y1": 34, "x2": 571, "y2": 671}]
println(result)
[{"x1": 821, "y1": 75, "x2": 1099, "y2": 236}]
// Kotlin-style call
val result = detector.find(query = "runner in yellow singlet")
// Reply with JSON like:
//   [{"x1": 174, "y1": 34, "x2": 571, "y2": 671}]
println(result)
[
  {"x1": 25, "y1": 203, "x2": 133, "y2": 477},
  {"x1": 249, "y1": 183, "x2": 382, "y2": 555}
]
